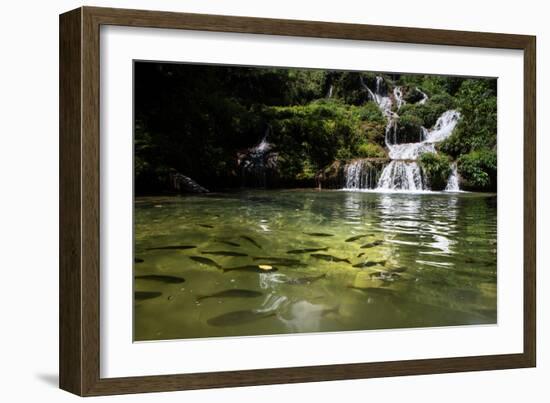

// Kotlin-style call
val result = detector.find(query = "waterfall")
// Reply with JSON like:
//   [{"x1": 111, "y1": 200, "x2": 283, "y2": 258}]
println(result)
[
  {"x1": 343, "y1": 75, "x2": 461, "y2": 192},
  {"x1": 238, "y1": 128, "x2": 278, "y2": 187},
  {"x1": 361, "y1": 75, "x2": 393, "y2": 117},
  {"x1": 378, "y1": 109, "x2": 460, "y2": 191},
  {"x1": 378, "y1": 160, "x2": 425, "y2": 191},
  {"x1": 326, "y1": 84, "x2": 334, "y2": 98},
  {"x1": 445, "y1": 163, "x2": 460, "y2": 192},
  {"x1": 426, "y1": 110, "x2": 461, "y2": 143},
  {"x1": 344, "y1": 159, "x2": 381, "y2": 190},
  {"x1": 393, "y1": 86, "x2": 405, "y2": 110},
  {"x1": 417, "y1": 88, "x2": 429, "y2": 105}
]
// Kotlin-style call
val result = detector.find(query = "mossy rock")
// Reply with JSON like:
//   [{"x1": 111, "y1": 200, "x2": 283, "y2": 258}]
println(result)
[{"x1": 315, "y1": 160, "x2": 345, "y2": 189}]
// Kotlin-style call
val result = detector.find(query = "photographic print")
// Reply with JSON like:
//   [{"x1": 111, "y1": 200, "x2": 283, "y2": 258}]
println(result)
[{"x1": 133, "y1": 62, "x2": 497, "y2": 341}]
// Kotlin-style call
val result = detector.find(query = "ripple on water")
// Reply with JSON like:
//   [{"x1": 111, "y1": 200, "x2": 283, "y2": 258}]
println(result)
[{"x1": 133, "y1": 189, "x2": 497, "y2": 341}]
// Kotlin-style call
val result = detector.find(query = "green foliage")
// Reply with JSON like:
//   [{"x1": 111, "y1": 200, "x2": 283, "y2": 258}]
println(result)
[
  {"x1": 396, "y1": 114, "x2": 424, "y2": 143},
  {"x1": 266, "y1": 100, "x2": 385, "y2": 180},
  {"x1": 328, "y1": 72, "x2": 370, "y2": 105},
  {"x1": 134, "y1": 63, "x2": 497, "y2": 192},
  {"x1": 399, "y1": 93, "x2": 455, "y2": 128},
  {"x1": 419, "y1": 152, "x2": 452, "y2": 190},
  {"x1": 402, "y1": 87, "x2": 425, "y2": 103},
  {"x1": 458, "y1": 149, "x2": 497, "y2": 191},
  {"x1": 355, "y1": 102, "x2": 386, "y2": 123},
  {"x1": 439, "y1": 80, "x2": 497, "y2": 157},
  {"x1": 398, "y1": 75, "x2": 463, "y2": 97},
  {"x1": 356, "y1": 143, "x2": 387, "y2": 158}
]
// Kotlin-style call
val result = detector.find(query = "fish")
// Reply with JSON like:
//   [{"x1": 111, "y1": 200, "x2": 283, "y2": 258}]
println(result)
[
  {"x1": 310, "y1": 253, "x2": 351, "y2": 264},
  {"x1": 134, "y1": 257, "x2": 144, "y2": 263},
  {"x1": 387, "y1": 266, "x2": 407, "y2": 273},
  {"x1": 285, "y1": 273, "x2": 327, "y2": 285},
  {"x1": 196, "y1": 289, "x2": 263, "y2": 302},
  {"x1": 286, "y1": 247, "x2": 329, "y2": 254},
  {"x1": 134, "y1": 291, "x2": 162, "y2": 301},
  {"x1": 215, "y1": 240, "x2": 241, "y2": 247},
  {"x1": 201, "y1": 251, "x2": 248, "y2": 257},
  {"x1": 261, "y1": 261, "x2": 307, "y2": 267},
  {"x1": 135, "y1": 274, "x2": 185, "y2": 284},
  {"x1": 303, "y1": 232, "x2": 335, "y2": 237},
  {"x1": 147, "y1": 245, "x2": 196, "y2": 251},
  {"x1": 198, "y1": 224, "x2": 214, "y2": 228},
  {"x1": 347, "y1": 286, "x2": 395, "y2": 296},
  {"x1": 360, "y1": 240, "x2": 384, "y2": 249},
  {"x1": 189, "y1": 256, "x2": 222, "y2": 269},
  {"x1": 222, "y1": 265, "x2": 278, "y2": 273},
  {"x1": 345, "y1": 234, "x2": 369, "y2": 242},
  {"x1": 352, "y1": 260, "x2": 386, "y2": 268},
  {"x1": 252, "y1": 256, "x2": 302, "y2": 264},
  {"x1": 240, "y1": 235, "x2": 262, "y2": 249},
  {"x1": 207, "y1": 310, "x2": 277, "y2": 327},
  {"x1": 356, "y1": 253, "x2": 365, "y2": 258}
]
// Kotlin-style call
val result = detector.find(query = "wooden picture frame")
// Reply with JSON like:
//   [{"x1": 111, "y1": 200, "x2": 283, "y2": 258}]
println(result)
[{"x1": 59, "y1": 6, "x2": 536, "y2": 396}]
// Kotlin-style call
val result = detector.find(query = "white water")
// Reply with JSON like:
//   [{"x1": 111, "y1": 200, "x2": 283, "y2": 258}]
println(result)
[
  {"x1": 445, "y1": 163, "x2": 460, "y2": 192},
  {"x1": 361, "y1": 76, "x2": 393, "y2": 118},
  {"x1": 417, "y1": 88, "x2": 429, "y2": 105},
  {"x1": 326, "y1": 84, "x2": 333, "y2": 98},
  {"x1": 393, "y1": 86, "x2": 405, "y2": 110},
  {"x1": 253, "y1": 134, "x2": 270, "y2": 153},
  {"x1": 239, "y1": 129, "x2": 277, "y2": 187},
  {"x1": 377, "y1": 160, "x2": 425, "y2": 191},
  {"x1": 345, "y1": 75, "x2": 461, "y2": 192},
  {"x1": 426, "y1": 110, "x2": 461, "y2": 143},
  {"x1": 344, "y1": 159, "x2": 380, "y2": 190}
]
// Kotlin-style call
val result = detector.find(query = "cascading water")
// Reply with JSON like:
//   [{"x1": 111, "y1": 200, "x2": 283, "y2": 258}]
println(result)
[
  {"x1": 417, "y1": 88, "x2": 429, "y2": 105},
  {"x1": 238, "y1": 128, "x2": 278, "y2": 187},
  {"x1": 393, "y1": 86, "x2": 405, "y2": 110},
  {"x1": 345, "y1": 75, "x2": 462, "y2": 192},
  {"x1": 344, "y1": 159, "x2": 381, "y2": 190},
  {"x1": 377, "y1": 160, "x2": 425, "y2": 191},
  {"x1": 379, "y1": 108, "x2": 461, "y2": 191},
  {"x1": 326, "y1": 84, "x2": 334, "y2": 98},
  {"x1": 445, "y1": 163, "x2": 460, "y2": 192}
]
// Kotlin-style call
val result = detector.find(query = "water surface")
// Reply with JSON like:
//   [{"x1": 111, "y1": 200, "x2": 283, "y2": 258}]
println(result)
[{"x1": 134, "y1": 189, "x2": 497, "y2": 341}]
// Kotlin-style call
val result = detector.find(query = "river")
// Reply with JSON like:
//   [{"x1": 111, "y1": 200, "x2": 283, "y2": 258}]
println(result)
[{"x1": 134, "y1": 189, "x2": 497, "y2": 341}]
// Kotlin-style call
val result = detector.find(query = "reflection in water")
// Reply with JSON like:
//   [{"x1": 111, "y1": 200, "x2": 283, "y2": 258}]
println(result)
[{"x1": 134, "y1": 189, "x2": 497, "y2": 341}]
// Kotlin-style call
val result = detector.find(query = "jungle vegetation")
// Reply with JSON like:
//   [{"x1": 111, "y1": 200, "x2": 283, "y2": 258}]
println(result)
[{"x1": 134, "y1": 62, "x2": 497, "y2": 193}]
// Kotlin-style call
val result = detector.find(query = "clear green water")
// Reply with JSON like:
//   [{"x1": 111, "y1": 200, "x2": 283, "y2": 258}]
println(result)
[{"x1": 134, "y1": 189, "x2": 497, "y2": 341}]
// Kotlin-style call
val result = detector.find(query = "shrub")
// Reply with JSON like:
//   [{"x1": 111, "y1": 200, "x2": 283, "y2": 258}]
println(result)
[
  {"x1": 399, "y1": 93, "x2": 456, "y2": 128},
  {"x1": 440, "y1": 79, "x2": 497, "y2": 157},
  {"x1": 355, "y1": 102, "x2": 386, "y2": 124},
  {"x1": 395, "y1": 114, "x2": 424, "y2": 143},
  {"x1": 457, "y1": 149, "x2": 497, "y2": 191},
  {"x1": 419, "y1": 152, "x2": 452, "y2": 190},
  {"x1": 402, "y1": 87, "x2": 425, "y2": 103},
  {"x1": 356, "y1": 143, "x2": 387, "y2": 158}
]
